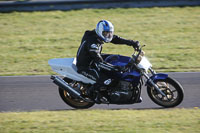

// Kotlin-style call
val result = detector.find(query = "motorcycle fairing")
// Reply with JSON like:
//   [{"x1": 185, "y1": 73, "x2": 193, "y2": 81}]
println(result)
[{"x1": 48, "y1": 58, "x2": 96, "y2": 84}]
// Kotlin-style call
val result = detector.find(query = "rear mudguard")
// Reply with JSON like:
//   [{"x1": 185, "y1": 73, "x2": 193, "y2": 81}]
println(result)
[{"x1": 150, "y1": 73, "x2": 168, "y2": 81}]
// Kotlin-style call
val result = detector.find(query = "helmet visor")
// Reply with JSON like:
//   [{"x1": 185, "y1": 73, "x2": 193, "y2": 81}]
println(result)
[{"x1": 102, "y1": 31, "x2": 113, "y2": 41}]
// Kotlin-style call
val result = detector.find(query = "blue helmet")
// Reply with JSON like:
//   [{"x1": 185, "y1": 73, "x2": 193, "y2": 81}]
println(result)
[{"x1": 95, "y1": 20, "x2": 114, "y2": 43}]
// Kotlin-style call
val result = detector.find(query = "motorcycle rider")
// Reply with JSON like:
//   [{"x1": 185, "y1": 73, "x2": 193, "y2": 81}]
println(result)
[{"x1": 76, "y1": 20, "x2": 140, "y2": 103}]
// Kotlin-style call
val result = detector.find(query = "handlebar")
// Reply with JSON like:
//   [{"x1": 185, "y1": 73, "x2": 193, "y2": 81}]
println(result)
[
  {"x1": 132, "y1": 44, "x2": 145, "y2": 57},
  {"x1": 133, "y1": 44, "x2": 146, "y2": 53}
]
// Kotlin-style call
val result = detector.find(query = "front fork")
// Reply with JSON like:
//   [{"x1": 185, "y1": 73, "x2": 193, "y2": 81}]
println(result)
[{"x1": 142, "y1": 68, "x2": 167, "y2": 97}]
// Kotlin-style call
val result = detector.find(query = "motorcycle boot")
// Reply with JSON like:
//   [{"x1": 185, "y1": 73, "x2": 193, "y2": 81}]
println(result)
[
  {"x1": 85, "y1": 84, "x2": 100, "y2": 103},
  {"x1": 90, "y1": 83, "x2": 109, "y2": 104},
  {"x1": 93, "y1": 84, "x2": 107, "y2": 104},
  {"x1": 94, "y1": 78, "x2": 113, "y2": 104}
]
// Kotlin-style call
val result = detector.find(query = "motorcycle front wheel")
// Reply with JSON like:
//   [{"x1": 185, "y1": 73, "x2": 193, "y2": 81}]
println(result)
[
  {"x1": 59, "y1": 77, "x2": 95, "y2": 109},
  {"x1": 147, "y1": 77, "x2": 184, "y2": 108}
]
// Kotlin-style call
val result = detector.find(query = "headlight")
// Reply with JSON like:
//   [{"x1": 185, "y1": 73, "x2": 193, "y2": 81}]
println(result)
[
  {"x1": 140, "y1": 51, "x2": 145, "y2": 56},
  {"x1": 136, "y1": 55, "x2": 143, "y2": 64},
  {"x1": 136, "y1": 51, "x2": 145, "y2": 64}
]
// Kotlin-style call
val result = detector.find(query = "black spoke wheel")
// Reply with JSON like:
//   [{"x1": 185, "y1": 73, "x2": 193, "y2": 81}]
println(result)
[
  {"x1": 147, "y1": 77, "x2": 184, "y2": 108},
  {"x1": 59, "y1": 77, "x2": 95, "y2": 109}
]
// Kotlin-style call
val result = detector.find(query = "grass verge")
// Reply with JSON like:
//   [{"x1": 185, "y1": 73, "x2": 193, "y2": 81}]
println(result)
[
  {"x1": 0, "y1": 7, "x2": 200, "y2": 75},
  {"x1": 0, "y1": 108, "x2": 200, "y2": 133}
]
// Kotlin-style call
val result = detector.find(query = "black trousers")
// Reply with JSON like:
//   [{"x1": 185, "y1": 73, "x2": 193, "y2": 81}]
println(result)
[
  {"x1": 77, "y1": 54, "x2": 113, "y2": 86},
  {"x1": 77, "y1": 67, "x2": 110, "y2": 86}
]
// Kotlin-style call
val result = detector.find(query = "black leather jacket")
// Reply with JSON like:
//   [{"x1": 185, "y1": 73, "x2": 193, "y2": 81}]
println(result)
[{"x1": 76, "y1": 29, "x2": 138, "y2": 71}]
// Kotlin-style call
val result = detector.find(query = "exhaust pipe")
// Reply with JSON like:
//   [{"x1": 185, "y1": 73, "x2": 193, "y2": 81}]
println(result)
[{"x1": 50, "y1": 75, "x2": 85, "y2": 100}]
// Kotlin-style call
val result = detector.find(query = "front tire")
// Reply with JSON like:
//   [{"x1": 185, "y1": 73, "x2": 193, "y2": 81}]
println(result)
[
  {"x1": 147, "y1": 77, "x2": 184, "y2": 108},
  {"x1": 59, "y1": 77, "x2": 95, "y2": 109}
]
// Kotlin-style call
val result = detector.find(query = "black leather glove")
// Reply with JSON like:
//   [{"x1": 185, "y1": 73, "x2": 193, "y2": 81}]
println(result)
[
  {"x1": 133, "y1": 41, "x2": 140, "y2": 51},
  {"x1": 127, "y1": 40, "x2": 140, "y2": 51}
]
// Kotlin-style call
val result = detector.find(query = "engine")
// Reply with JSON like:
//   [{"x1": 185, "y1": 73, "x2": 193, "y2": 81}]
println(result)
[{"x1": 110, "y1": 81, "x2": 134, "y2": 104}]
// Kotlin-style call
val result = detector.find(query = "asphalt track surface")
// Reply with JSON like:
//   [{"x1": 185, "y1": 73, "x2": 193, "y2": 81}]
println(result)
[{"x1": 0, "y1": 72, "x2": 200, "y2": 112}]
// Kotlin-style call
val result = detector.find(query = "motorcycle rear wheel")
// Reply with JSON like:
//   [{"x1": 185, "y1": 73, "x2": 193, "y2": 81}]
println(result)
[
  {"x1": 147, "y1": 77, "x2": 184, "y2": 108},
  {"x1": 59, "y1": 77, "x2": 95, "y2": 109}
]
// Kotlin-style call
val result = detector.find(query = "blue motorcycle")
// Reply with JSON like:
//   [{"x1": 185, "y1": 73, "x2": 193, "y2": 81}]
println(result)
[{"x1": 49, "y1": 45, "x2": 184, "y2": 109}]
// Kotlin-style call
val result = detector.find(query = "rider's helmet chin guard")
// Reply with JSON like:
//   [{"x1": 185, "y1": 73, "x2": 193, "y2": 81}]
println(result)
[{"x1": 95, "y1": 20, "x2": 114, "y2": 43}]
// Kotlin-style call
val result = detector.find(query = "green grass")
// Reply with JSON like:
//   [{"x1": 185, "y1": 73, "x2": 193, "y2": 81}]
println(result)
[
  {"x1": 0, "y1": 108, "x2": 200, "y2": 133},
  {"x1": 0, "y1": 7, "x2": 200, "y2": 76}
]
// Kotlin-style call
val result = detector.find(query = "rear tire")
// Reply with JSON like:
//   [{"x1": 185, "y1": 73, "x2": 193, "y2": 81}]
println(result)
[
  {"x1": 59, "y1": 77, "x2": 95, "y2": 109},
  {"x1": 147, "y1": 77, "x2": 184, "y2": 108}
]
